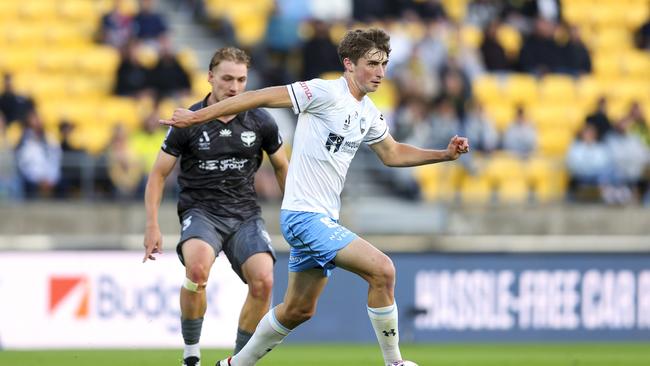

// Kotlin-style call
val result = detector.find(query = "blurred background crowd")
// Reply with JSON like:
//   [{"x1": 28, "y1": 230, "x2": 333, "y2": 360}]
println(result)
[{"x1": 0, "y1": 0, "x2": 649, "y2": 207}]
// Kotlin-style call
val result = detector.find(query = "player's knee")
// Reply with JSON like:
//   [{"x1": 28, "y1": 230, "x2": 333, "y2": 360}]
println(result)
[
  {"x1": 186, "y1": 262, "x2": 210, "y2": 285},
  {"x1": 371, "y1": 254, "x2": 395, "y2": 289},
  {"x1": 248, "y1": 271, "x2": 273, "y2": 300},
  {"x1": 284, "y1": 303, "x2": 316, "y2": 324}
]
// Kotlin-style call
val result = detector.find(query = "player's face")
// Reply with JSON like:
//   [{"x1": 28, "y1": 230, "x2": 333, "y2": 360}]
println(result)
[
  {"x1": 208, "y1": 60, "x2": 248, "y2": 102},
  {"x1": 354, "y1": 48, "x2": 388, "y2": 94}
]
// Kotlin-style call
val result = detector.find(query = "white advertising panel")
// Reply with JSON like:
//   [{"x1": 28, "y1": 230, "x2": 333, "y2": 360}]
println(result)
[{"x1": 0, "y1": 251, "x2": 247, "y2": 349}]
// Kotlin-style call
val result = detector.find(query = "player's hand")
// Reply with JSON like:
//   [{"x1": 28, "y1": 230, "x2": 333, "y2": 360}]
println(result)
[
  {"x1": 159, "y1": 108, "x2": 196, "y2": 128},
  {"x1": 143, "y1": 224, "x2": 163, "y2": 263},
  {"x1": 446, "y1": 135, "x2": 470, "y2": 160}
]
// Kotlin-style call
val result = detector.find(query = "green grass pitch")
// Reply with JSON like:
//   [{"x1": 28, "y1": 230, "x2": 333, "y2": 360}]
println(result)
[{"x1": 1, "y1": 343, "x2": 649, "y2": 366}]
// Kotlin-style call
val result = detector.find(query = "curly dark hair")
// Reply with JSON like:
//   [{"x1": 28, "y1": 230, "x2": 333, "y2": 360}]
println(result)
[{"x1": 337, "y1": 28, "x2": 391, "y2": 65}]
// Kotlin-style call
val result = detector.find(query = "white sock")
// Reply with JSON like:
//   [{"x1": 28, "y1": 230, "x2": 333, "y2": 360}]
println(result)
[
  {"x1": 368, "y1": 303, "x2": 402, "y2": 364},
  {"x1": 183, "y1": 343, "x2": 200, "y2": 359},
  {"x1": 231, "y1": 307, "x2": 291, "y2": 366}
]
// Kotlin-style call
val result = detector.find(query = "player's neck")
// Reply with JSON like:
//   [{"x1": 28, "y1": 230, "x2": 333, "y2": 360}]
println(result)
[
  {"x1": 344, "y1": 73, "x2": 366, "y2": 101},
  {"x1": 208, "y1": 92, "x2": 236, "y2": 123}
]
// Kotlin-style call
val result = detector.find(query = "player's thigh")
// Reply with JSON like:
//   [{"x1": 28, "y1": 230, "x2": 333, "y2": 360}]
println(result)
[
  {"x1": 333, "y1": 236, "x2": 393, "y2": 282},
  {"x1": 283, "y1": 269, "x2": 329, "y2": 309},
  {"x1": 181, "y1": 238, "x2": 217, "y2": 277},
  {"x1": 224, "y1": 216, "x2": 276, "y2": 283},
  {"x1": 240, "y1": 251, "x2": 274, "y2": 285}
]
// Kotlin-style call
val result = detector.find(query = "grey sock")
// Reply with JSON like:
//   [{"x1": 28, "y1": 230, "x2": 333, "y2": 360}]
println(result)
[
  {"x1": 181, "y1": 318, "x2": 204, "y2": 345},
  {"x1": 233, "y1": 327, "x2": 253, "y2": 354}
]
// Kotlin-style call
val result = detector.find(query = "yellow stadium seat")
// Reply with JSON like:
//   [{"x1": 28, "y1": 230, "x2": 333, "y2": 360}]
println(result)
[
  {"x1": 415, "y1": 164, "x2": 464, "y2": 202},
  {"x1": 592, "y1": 28, "x2": 633, "y2": 51},
  {"x1": 575, "y1": 75, "x2": 603, "y2": 107},
  {"x1": 497, "y1": 24, "x2": 522, "y2": 58},
  {"x1": 497, "y1": 179, "x2": 530, "y2": 205},
  {"x1": 483, "y1": 102, "x2": 516, "y2": 132},
  {"x1": 441, "y1": 0, "x2": 467, "y2": 22},
  {"x1": 622, "y1": 51, "x2": 650, "y2": 77},
  {"x1": 18, "y1": 1, "x2": 58, "y2": 21},
  {"x1": 537, "y1": 74, "x2": 577, "y2": 103},
  {"x1": 610, "y1": 79, "x2": 650, "y2": 105},
  {"x1": 483, "y1": 152, "x2": 525, "y2": 188},
  {"x1": 473, "y1": 74, "x2": 503, "y2": 104},
  {"x1": 100, "y1": 97, "x2": 140, "y2": 131},
  {"x1": 178, "y1": 48, "x2": 200, "y2": 73},
  {"x1": 459, "y1": 175, "x2": 492, "y2": 205},
  {"x1": 593, "y1": 53, "x2": 621, "y2": 78},
  {"x1": 504, "y1": 74, "x2": 538, "y2": 106},
  {"x1": 77, "y1": 46, "x2": 121, "y2": 76},
  {"x1": 0, "y1": 2, "x2": 19, "y2": 22},
  {"x1": 624, "y1": 0, "x2": 650, "y2": 29},
  {"x1": 537, "y1": 127, "x2": 573, "y2": 157},
  {"x1": 60, "y1": 0, "x2": 100, "y2": 21},
  {"x1": 369, "y1": 79, "x2": 398, "y2": 112},
  {"x1": 528, "y1": 103, "x2": 582, "y2": 132},
  {"x1": 192, "y1": 72, "x2": 211, "y2": 96},
  {"x1": 460, "y1": 25, "x2": 482, "y2": 49},
  {"x1": 38, "y1": 50, "x2": 79, "y2": 74},
  {"x1": 5, "y1": 122, "x2": 23, "y2": 148}
]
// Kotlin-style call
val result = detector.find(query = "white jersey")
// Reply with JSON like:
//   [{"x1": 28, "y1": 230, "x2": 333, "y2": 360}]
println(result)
[{"x1": 282, "y1": 77, "x2": 389, "y2": 219}]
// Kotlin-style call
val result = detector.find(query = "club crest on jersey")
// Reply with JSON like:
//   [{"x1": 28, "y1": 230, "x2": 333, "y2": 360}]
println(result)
[
  {"x1": 219, "y1": 129, "x2": 232, "y2": 137},
  {"x1": 198, "y1": 131, "x2": 211, "y2": 150},
  {"x1": 241, "y1": 131, "x2": 256, "y2": 147},
  {"x1": 360, "y1": 117, "x2": 367, "y2": 134}
]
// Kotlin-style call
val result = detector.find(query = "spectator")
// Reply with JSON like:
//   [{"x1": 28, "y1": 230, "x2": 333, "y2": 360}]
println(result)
[
  {"x1": 621, "y1": 101, "x2": 650, "y2": 204},
  {"x1": 585, "y1": 96, "x2": 612, "y2": 141},
  {"x1": 392, "y1": 97, "x2": 430, "y2": 142},
  {"x1": 129, "y1": 107, "x2": 167, "y2": 192},
  {"x1": 149, "y1": 38, "x2": 191, "y2": 100},
  {"x1": 605, "y1": 116, "x2": 650, "y2": 203},
  {"x1": 480, "y1": 20, "x2": 511, "y2": 72},
  {"x1": 300, "y1": 20, "x2": 342, "y2": 80},
  {"x1": 392, "y1": 46, "x2": 439, "y2": 101},
  {"x1": 132, "y1": 0, "x2": 169, "y2": 47},
  {"x1": 97, "y1": 0, "x2": 133, "y2": 49},
  {"x1": 463, "y1": 100, "x2": 499, "y2": 154},
  {"x1": 429, "y1": 96, "x2": 462, "y2": 150},
  {"x1": 634, "y1": 17, "x2": 650, "y2": 50},
  {"x1": 518, "y1": 17, "x2": 562, "y2": 75},
  {"x1": 56, "y1": 120, "x2": 90, "y2": 198},
  {"x1": 502, "y1": 105, "x2": 537, "y2": 158},
  {"x1": 114, "y1": 39, "x2": 153, "y2": 98},
  {"x1": 566, "y1": 124, "x2": 618, "y2": 203},
  {"x1": 106, "y1": 125, "x2": 144, "y2": 199},
  {"x1": 0, "y1": 112, "x2": 22, "y2": 200},
  {"x1": 560, "y1": 24, "x2": 591, "y2": 76},
  {"x1": 15, "y1": 109, "x2": 62, "y2": 199},
  {"x1": 466, "y1": 0, "x2": 502, "y2": 29},
  {"x1": 0, "y1": 73, "x2": 34, "y2": 125}
]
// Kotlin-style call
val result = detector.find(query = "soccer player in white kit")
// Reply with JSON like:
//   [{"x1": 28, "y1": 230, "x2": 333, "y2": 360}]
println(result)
[{"x1": 161, "y1": 29, "x2": 469, "y2": 366}]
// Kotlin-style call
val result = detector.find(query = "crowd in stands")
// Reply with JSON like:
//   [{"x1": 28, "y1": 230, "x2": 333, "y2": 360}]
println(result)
[{"x1": 0, "y1": 0, "x2": 648, "y2": 206}]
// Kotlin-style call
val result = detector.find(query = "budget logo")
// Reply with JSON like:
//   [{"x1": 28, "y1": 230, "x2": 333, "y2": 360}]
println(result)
[{"x1": 49, "y1": 276, "x2": 90, "y2": 318}]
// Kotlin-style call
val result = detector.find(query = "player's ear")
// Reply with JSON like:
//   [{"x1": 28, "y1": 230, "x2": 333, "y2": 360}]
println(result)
[
  {"x1": 207, "y1": 70, "x2": 214, "y2": 83},
  {"x1": 343, "y1": 58, "x2": 354, "y2": 73}
]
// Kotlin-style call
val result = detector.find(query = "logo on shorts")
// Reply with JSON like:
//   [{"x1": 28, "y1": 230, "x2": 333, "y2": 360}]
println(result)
[
  {"x1": 182, "y1": 216, "x2": 192, "y2": 231},
  {"x1": 289, "y1": 255, "x2": 302, "y2": 264},
  {"x1": 241, "y1": 131, "x2": 256, "y2": 147}
]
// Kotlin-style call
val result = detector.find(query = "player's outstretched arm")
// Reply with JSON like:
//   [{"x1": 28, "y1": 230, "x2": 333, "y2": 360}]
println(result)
[
  {"x1": 370, "y1": 134, "x2": 470, "y2": 167},
  {"x1": 160, "y1": 86, "x2": 293, "y2": 128},
  {"x1": 143, "y1": 151, "x2": 178, "y2": 262}
]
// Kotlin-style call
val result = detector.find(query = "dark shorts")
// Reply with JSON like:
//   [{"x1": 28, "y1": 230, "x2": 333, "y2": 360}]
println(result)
[{"x1": 176, "y1": 208, "x2": 276, "y2": 283}]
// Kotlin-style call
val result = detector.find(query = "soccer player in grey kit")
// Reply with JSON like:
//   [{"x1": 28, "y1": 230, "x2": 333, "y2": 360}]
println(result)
[{"x1": 143, "y1": 47, "x2": 289, "y2": 366}]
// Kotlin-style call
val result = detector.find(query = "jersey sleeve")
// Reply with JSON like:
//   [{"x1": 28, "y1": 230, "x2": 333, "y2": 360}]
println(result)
[
  {"x1": 161, "y1": 126, "x2": 185, "y2": 156},
  {"x1": 363, "y1": 112, "x2": 389, "y2": 145},
  {"x1": 258, "y1": 110, "x2": 283, "y2": 155},
  {"x1": 286, "y1": 78, "x2": 334, "y2": 115}
]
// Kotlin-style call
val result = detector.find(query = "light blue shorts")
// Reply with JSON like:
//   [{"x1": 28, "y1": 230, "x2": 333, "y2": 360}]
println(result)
[{"x1": 280, "y1": 209, "x2": 358, "y2": 277}]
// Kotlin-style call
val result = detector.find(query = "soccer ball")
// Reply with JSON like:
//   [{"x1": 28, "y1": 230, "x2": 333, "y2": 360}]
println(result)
[{"x1": 389, "y1": 361, "x2": 418, "y2": 366}]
